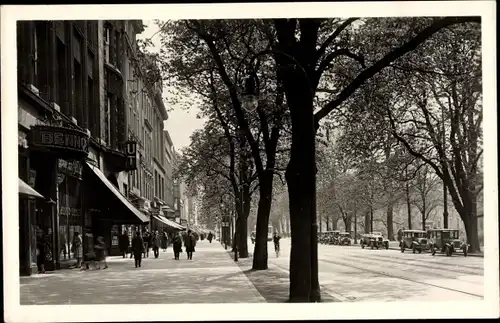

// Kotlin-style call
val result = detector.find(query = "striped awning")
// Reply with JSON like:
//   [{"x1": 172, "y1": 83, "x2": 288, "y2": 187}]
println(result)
[{"x1": 153, "y1": 214, "x2": 185, "y2": 230}]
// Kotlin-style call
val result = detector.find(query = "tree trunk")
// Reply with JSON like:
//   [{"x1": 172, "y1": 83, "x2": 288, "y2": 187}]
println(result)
[
  {"x1": 326, "y1": 216, "x2": 330, "y2": 231},
  {"x1": 386, "y1": 202, "x2": 395, "y2": 240},
  {"x1": 331, "y1": 217, "x2": 338, "y2": 230},
  {"x1": 238, "y1": 197, "x2": 250, "y2": 258},
  {"x1": 406, "y1": 180, "x2": 412, "y2": 230},
  {"x1": 364, "y1": 211, "x2": 370, "y2": 233},
  {"x1": 252, "y1": 171, "x2": 273, "y2": 270},
  {"x1": 343, "y1": 216, "x2": 352, "y2": 233},
  {"x1": 285, "y1": 89, "x2": 318, "y2": 302},
  {"x1": 462, "y1": 194, "x2": 481, "y2": 253},
  {"x1": 353, "y1": 209, "x2": 358, "y2": 244}
]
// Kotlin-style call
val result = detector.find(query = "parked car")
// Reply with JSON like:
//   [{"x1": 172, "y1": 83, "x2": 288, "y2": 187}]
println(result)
[
  {"x1": 338, "y1": 232, "x2": 351, "y2": 246},
  {"x1": 360, "y1": 232, "x2": 389, "y2": 249},
  {"x1": 400, "y1": 230, "x2": 428, "y2": 253},
  {"x1": 427, "y1": 228, "x2": 468, "y2": 257},
  {"x1": 250, "y1": 231, "x2": 256, "y2": 244},
  {"x1": 331, "y1": 230, "x2": 341, "y2": 245}
]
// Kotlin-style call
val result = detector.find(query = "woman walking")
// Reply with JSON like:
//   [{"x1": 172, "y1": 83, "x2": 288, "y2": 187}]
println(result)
[
  {"x1": 161, "y1": 231, "x2": 168, "y2": 252},
  {"x1": 132, "y1": 231, "x2": 145, "y2": 268},
  {"x1": 71, "y1": 232, "x2": 83, "y2": 268},
  {"x1": 172, "y1": 232, "x2": 183, "y2": 260}
]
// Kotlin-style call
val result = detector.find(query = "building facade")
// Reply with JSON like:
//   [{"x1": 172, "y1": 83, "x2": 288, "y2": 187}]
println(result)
[{"x1": 16, "y1": 20, "x2": 182, "y2": 276}]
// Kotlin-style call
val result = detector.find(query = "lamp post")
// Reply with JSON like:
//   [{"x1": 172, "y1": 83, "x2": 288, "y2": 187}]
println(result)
[{"x1": 241, "y1": 49, "x2": 320, "y2": 301}]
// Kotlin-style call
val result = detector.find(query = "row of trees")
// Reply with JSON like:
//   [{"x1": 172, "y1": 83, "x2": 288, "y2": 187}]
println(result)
[{"x1": 142, "y1": 17, "x2": 482, "y2": 302}]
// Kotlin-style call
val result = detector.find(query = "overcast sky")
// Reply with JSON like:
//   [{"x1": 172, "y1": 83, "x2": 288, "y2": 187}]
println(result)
[{"x1": 138, "y1": 20, "x2": 206, "y2": 151}]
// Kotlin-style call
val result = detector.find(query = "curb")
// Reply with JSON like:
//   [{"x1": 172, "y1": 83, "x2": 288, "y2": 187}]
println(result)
[
  {"x1": 269, "y1": 264, "x2": 346, "y2": 302},
  {"x1": 221, "y1": 249, "x2": 267, "y2": 303}
]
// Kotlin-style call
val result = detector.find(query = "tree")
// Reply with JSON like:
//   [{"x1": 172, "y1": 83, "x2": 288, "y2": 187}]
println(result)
[
  {"x1": 382, "y1": 22, "x2": 483, "y2": 252},
  {"x1": 177, "y1": 116, "x2": 257, "y2": 258},
  {"x1": 412, "y1": 165, "x2": 442, "y2": 230},
  {"x1": 270, "y1": 16, "x2": 480, "y2": 301}
]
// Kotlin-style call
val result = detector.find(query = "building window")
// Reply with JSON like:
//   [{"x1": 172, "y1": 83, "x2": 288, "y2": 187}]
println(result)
[
  {"x1": 105, "y1": 94, "x2": 112, "y2": 145},
  {"x1": 73, "y1": 59, "x2": 83, "y2": 124},
  {"x1": 104, "y1": 25, "x2": 110, "y2": 63},
  {"x1": 55, "y1": 39, "x2": 67, "y2": 113}
]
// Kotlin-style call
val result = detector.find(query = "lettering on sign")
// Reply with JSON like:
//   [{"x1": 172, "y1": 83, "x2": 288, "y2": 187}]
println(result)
[
  {"x1": 29, "y1": 125, "x2": 90, "y2": 156},
  {"x1": 124, "y1": 141, "x2": 138, "y2": 170}
]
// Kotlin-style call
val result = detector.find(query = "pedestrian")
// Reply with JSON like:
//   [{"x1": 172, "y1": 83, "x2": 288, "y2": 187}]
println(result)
[
  {"x1": 172, "y1": 232, "x2": 183, "y2": 260},
  {"x1": 119, "y1": 230, "x2": 129, "y2": 258},
  {"x1": 71, "y1": 232, "x2": 83, "y2": 268},
  {"x1": 132, "y1": 231, "x2": 145, "y2": 268},
  {"x1": 94, "y1": 236, "x2": 108, "y2": 270},
  {"x1": 184, "y1": 229, "x2": 196, "y2": 260},
  {"x1": 161, "y1": 231, "x2": 168, "y2": 252},
  {"x1": 207, "y1": 231, "x2": 213, "y2": 243},
  {"x1": 152, "y1": 230, "x2": 161, "y2": 259},
  {"x1": 143, "y1": 229, "x2": 151, "y2": 258},
  {"x1": 35, "y1": 231, "x2": 46, "y2": 274}
]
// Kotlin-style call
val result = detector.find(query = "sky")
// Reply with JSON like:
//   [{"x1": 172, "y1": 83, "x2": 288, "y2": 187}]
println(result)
[{"x1": 138, "y1": 20, "x2": 206, "y2": 151}]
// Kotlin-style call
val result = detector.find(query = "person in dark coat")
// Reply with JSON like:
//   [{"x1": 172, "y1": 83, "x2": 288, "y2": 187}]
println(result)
[
  {"x1": 172, "y1": 232, "x2": 183, "y2": 260},
  {"x1": 94, "y1": 236, "x2": 108, "y2": 269},
  {"x1": 143, "y1": 230, "x2": 152, "y2": 258},
  {"x1": 132, "y1": 231, "x2": 145, "y2": 268},
  {"x1": 36, "y1": 234, "x2": 46, "y2": 274},
  {"x1": 119, "y1": 230, "x2": 129, "y2": 258},
  {"x1": 161, "y1": 231, "x2": 168, "y2": 251},
  {"x1": 184, "y1": 230, "x2": 196, "y2": 260},
  {"x1": 207, "y1": 231, "x2": 213, "y2": 243},
  {"x1": 152, "y1": 230, "x2": 161, "y2": 258}
]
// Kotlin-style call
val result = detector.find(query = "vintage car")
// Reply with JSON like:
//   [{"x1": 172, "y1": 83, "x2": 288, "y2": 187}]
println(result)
[
  {"x1": 360, "y1": 232, "x2": 389, "y2": 249},
  {"x1": 331, "y1": 231, "x2": 341, "y2": 245},
  {"x1": 338, "y1": 232, "x2": 351, "y2": 246},
  {"x1": 427, "y1": 228, "x2": 468, "y2": 257},
  {"x1": 400, "y1": 230, "x2": 428, "y2": 253}
]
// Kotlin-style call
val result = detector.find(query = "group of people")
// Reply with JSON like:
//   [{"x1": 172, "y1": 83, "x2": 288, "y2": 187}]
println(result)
[{"x1": 125, "y1": 229, "x2": 198, "y2": 268}]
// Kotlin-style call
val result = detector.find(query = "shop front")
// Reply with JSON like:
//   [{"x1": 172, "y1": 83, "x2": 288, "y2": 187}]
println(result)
[
  {"x1": 20, "y1": 117, "x2": 90, "y2": 275},
  {"x1": 84, "y1": 162, "x2": 149, "y2": 256}
]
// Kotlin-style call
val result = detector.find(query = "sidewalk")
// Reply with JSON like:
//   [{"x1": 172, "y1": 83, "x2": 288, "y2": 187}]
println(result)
[
  {"x1": 228, "y1": 249, "x2": 339, "y2": 303},
  {"x1": 20, "y1": 240, "x2": 265, "y2": 304}
]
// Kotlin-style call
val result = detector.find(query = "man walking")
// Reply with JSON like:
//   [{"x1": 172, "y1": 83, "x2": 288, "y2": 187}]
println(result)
[
  {"x1": 184, "y1": 230, "x2": 196, "y2": 260},
  {"x1": 152, "y1": 230, "x2": 161, "y2": 258},
  {"x1": 143, "y1": 229, "x2": 151, "y2": 258},
  {"x1": 119, "y1": 230, "x2": 129, "y2": 258},
  {"x1": 132, "y1": 231, "x2": 145, "y2": 268},
  {"x1": 172, "y1": 232, "x2": 183, "y2": 260}
]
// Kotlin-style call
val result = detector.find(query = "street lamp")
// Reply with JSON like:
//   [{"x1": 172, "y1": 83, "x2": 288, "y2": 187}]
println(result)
[{"x1": 241, "y1": 72, "x2": 259, "y2": 112}]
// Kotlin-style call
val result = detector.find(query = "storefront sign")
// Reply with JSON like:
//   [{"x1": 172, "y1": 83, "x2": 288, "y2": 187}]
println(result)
[
  {"x1": 59, "y1": 206, "x2": 80, "y2": 216},
  {"x1": 58, "y1": 159, "x2": 83, "y2": 178},
  {"x1": 124, "y1": 141, "x2": 138, "y2": 170},
  {"x1": 29, "y1": 125, "x2": 90, "y2": 156}
]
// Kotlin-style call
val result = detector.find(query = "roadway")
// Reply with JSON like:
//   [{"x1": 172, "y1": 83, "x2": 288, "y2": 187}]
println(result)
[{"x1": 251, "y1": 238, "x2": 484, "y2": 302}]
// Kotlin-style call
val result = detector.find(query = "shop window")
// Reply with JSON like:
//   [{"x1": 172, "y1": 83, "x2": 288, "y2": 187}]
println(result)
[{"x1": 58, "y1": 174, "x2": 82, "y2": 261}]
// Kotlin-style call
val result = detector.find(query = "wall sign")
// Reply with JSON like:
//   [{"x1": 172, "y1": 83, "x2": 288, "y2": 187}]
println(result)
[
  {"x1": 29, "y1": 125, "x2": 90, "y2": 157},
  {"x1": 124, "y1": 141, "x2": 138, "y2": 170}
]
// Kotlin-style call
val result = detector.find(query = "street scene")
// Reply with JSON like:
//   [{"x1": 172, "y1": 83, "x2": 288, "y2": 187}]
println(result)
[
  {"x1": 20, "y1": 237, "x2": 483, "y2": 304},
  {"x1": 6, "y1": 4, "x2": 495, "y2": 320}
]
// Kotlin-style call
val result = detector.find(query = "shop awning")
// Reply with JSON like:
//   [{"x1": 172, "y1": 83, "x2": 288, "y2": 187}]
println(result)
[
  {"x1": 85, "y1": 162, "x2": 149, "y2": 223},
  {"x1": 153, "y1": 214, "x2": 185, "y2": 230},
  {"x1": 19, "y1": 178, "x2": 44, "y2": 199},
  {"x1": 161, "y1": 205, "x2": 175, "y2": 213}
]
